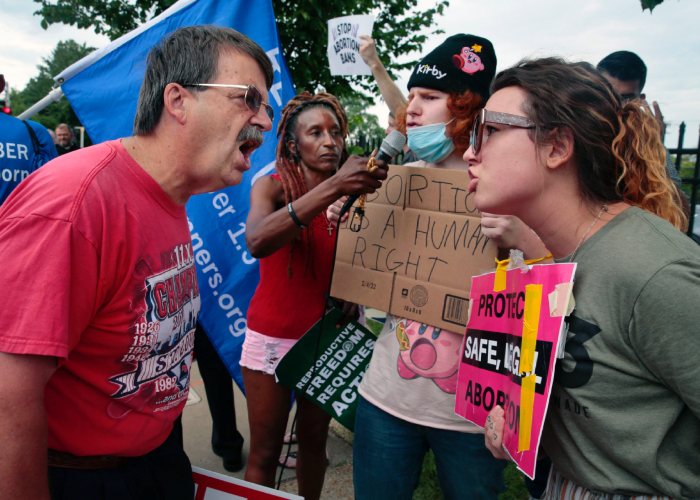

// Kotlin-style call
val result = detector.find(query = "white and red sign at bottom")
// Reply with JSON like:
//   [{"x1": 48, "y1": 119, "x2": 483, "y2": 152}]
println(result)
[{"x1": 193, "y1": 466, "x2": 303, "y2": 500}]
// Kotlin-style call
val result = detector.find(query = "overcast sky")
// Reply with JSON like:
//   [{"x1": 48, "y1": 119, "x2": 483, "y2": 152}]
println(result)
[{"x1": 1, "y1": 0, "x2": 699, "y2": 147}]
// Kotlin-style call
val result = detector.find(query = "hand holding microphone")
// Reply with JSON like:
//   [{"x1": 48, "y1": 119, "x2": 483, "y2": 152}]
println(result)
[{"x1": 338, "y1": 130, "x2": 407, "y2": 230}]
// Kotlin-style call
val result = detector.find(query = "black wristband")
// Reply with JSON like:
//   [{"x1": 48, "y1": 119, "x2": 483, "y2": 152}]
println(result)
[{"x1": 287, "y1": 202, "x2": 307, "y2": 229}]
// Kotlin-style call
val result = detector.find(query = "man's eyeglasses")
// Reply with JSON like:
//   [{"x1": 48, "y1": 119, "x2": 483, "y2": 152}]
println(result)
[
  {"x1": 471, "y1": 109, "x2": 535, "y2": 155},
  {"x1": 184, "y1": 83, "x2": 274, "y2": 121}
]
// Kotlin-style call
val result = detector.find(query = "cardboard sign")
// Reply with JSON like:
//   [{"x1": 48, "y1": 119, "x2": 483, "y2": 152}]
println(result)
[
  {"x1": 454, "y1": 263, "x2": 576, "y2": 479},
  {"x1": 192, "y1": 466, "x2": 302, "y2": 499},
  {"x1": 327, "y1": 15, "x2": 375, "y2": 76},
  {"x1": 331, "y1": 164, "x2": 498, "y2": 333},
  {"x1": 275, "y1": 308, "x2": 377, "y2": 430}
]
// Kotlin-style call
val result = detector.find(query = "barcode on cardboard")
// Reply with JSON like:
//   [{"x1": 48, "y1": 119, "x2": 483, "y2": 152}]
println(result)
[{"x1": 442, "y1": 294, "x2": 469, "y2": 326}]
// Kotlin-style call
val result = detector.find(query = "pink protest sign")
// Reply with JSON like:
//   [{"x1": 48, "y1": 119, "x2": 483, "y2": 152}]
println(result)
[{"x1": 455, "y1": 263, "x2": 576, "y2": 479}]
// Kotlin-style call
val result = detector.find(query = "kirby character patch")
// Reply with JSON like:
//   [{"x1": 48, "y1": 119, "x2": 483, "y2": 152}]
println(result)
[
  {"x1": 395, "y1": 319, "x2": 462, "y2": 394},
  {"x1": 452, "y1": 45, "x2": 485, "y2": 75}
]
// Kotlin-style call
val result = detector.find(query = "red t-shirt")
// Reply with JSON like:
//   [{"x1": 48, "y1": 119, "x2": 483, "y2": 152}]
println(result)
[
  {"x1": 246, "y1": 175, "x2": 336, "y2": 340},
  {"x1": 0, "y1": 140, "x2": 200, "y2": 457}
]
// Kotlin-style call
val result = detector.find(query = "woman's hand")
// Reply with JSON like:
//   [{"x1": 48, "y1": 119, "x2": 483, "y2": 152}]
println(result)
[
  {"x1": 481, "y1": 213, "x2": 549, "y2": 259},
  {"x1": 330, "y1": 155, "x2": 389, "y2": 198},
  {"x1": 481, "y1": 214, "x2": 528, "y2": 249},
  {"x1": 484, "y1": 405, "x2": 511, "y2": 460},
  {"x1": 327, "y1": 197, "x2": 349, "y2": 227},
  {"x1": 335, "y1": 300, "x2": 360, "y2": 328}
]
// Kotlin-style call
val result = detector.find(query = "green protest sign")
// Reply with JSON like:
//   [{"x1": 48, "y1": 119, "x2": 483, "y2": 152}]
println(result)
[{"x1": 275, "y1": 308, "x2": 377, "y2": 431}]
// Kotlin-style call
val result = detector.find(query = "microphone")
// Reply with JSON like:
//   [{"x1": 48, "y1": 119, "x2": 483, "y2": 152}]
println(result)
[{"x1": 338, "y1": 130, "x2": 407, "y2": 222}]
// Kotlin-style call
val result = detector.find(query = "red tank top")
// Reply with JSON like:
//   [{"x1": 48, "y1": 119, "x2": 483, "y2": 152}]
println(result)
[{"x1": 246, "y1": 175, "x2": 336, "y2": 340}]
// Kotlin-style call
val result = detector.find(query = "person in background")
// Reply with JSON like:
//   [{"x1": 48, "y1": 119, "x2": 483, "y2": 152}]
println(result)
[
  {"x1": 597, "y1": 51, "x2": 683, "y2": 190},
  {"x1": 359, "y1": 36, "x2": 418, "y2": 165},
  {"x1": 0, "y1": 26, "x2": 274, "y2": 499},
  {"x1": 55, "y1": 123, "x2": 80, "y2": 155},
  {"x1": 48, "y1": 129, "x2": 58, "y2": 145},
  {"x1": 472, "y1": 57, "x2": 698, "y2": 500},
  {"x1": 242, "y1": 92, "x2": 387, "y2": 500},
  {"x1": 331, "y1": 35, "x2": 545, "y2": 500},
  {"x1": 194, "y1": 323, "x2": 245, "y2": 472},
  {"x1": 0, "y1": 74, "x2": 57, "y2": 206}
]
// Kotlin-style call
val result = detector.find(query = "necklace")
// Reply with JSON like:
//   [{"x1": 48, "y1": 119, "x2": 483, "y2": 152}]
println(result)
[
  {"x1": 569, "y1": 205, "x2": 608, "y2": 263},
  {"x1": 321, "y1": 212, "x2": 334, "y2": 236}
]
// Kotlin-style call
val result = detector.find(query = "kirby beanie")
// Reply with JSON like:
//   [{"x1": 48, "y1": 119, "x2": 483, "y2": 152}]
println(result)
[{"x1": 407, "y1": 34, "x2": 497, "y2": 102}]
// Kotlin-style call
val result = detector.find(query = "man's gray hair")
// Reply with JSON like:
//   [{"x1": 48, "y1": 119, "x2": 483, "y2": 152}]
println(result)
[
  {"x1": 133, "y1": 25, "x2": 274, "y2": 135},
  {"x1": 55, "y1": 123, "x2": 73, "y2": 134}
]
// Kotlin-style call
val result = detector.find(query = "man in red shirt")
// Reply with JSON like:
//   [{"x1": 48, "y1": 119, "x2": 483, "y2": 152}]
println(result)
[{"x1": 0, "y1": 26, "x2": 273, "y2": 499}]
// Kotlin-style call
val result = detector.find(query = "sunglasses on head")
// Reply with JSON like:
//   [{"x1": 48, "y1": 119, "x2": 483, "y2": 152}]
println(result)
[
  {"x1": 470, "y1": 109, "x2": 535, "y2": 154},
  {"x1": 183, "y1": 83, "x2": 274, "y2": 121}
]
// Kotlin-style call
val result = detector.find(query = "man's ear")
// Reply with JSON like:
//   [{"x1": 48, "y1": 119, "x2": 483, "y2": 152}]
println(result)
[
  {"x1": 162, "y1": 83, "x2": 189, "y2": 125},
  {"x1": 287, "y1": 140, "x2": 296, "y2": 156},
  {"x1": 544, "y1": 127, "x2": 574, "y2": 170}
]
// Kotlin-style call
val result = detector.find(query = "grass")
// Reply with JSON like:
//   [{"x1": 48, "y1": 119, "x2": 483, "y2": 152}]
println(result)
[
  {"x1": 413, "y1": 451, "x2": 443, "y2": 500},
  {"x1": 499, "y1": 462, "x2": 531, "y2": 500},
  {"x1": 363, "y1": 316, "x2": 531, "y2": 499},
  {"x1": 365, "y1": 318, "x2": 383, "y2": 335},
  {"x1": 411, "y1": 453, "x2": 530, "y2": 500}
]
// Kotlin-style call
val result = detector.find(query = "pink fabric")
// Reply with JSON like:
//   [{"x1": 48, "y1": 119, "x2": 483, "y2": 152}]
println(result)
[{"x1": 239, "y1": 328, "x2": 297, "y2": 375}]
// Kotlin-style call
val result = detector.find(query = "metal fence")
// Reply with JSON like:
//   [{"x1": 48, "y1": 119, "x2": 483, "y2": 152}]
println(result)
[
  {"x1": 347, "y1": 135, "x2": 405, "y2": 164},
  {"x1": 668, "y1": 122, "x2": 700, "y2": 239}
]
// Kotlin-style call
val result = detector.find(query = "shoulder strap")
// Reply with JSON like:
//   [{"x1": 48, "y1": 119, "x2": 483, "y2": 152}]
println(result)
[{"x1": 22, "y1": 121, "x2": 44, "y2": 168}]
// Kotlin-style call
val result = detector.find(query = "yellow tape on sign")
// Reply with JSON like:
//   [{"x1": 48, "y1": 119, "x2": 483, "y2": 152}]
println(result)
[
  {"x1": 520, "y1": 284, "x2": 542, "y2": 373},
  {"x1": 494, "y1": 257, "x2": 509, "y2": 292},
  {"x1": 518, "y1": 374, "x2": 537, "y2": 452},
  {"x1": 517, "y1": 284, "x2": 542, "y2": 453},
  {"x1": 493, "y1": 254, "x2": 552, "y2": 293}
]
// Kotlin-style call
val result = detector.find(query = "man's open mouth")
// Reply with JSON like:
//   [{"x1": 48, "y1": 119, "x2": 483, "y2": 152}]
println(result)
[{"x1": 238, "y1": 139, "x2": 261, "y2": 158}]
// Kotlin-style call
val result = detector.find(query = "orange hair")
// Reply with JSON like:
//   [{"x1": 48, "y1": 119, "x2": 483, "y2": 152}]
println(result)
[{"x1": 395, "y1": 90, "x2": 483, "y2": 156}]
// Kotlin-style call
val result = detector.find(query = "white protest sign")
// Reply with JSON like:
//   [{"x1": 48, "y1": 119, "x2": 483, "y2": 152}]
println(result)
[
  {"x1": 327, "y1": 15, "x2": 375, "y2": 76},
  {"x1": 192, "y1": 466, "x2": 302, "y2": 499}
]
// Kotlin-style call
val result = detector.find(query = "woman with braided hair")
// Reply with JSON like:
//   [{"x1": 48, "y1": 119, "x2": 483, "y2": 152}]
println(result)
[{"x1": 242, "y1": 92, "x2": 387, "y2": 499}]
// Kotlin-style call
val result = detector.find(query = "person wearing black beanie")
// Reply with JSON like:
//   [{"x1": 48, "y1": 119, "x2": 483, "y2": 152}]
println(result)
[
  {"x1": 342, "y1": 34, "x2": 548, "y2": 500},
  {"x1": 407, "y1": 34, "x2": 496, "y2": 102}
]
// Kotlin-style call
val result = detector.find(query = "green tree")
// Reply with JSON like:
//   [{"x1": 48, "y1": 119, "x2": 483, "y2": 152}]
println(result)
[
  {"x1": 340, "y1": 94, "x2": 386, "y2": 155},
  {"x1": 32, "y1": 0, "x2": 448, "y2": 104},
  {"x1": 12, "y1": 39, "x2": 95, "y2": 131},
  {"x1": 341, "y1": 94, "x2": 384, "y2": 140},
  {"x1": 641, "y1": 0, "x2": 666, "y2": 12}
]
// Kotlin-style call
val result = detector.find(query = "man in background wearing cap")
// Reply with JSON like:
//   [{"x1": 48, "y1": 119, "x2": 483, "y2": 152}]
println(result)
[
  {"x1": 335, "y1": 34, "x2": 540, "y2": 500},
  {"x1": 0, "y1": 74, "x2": 57, "y2": 207},
  {"x1": 0, "y1": 26, "x2": 273, "y2": 499}
]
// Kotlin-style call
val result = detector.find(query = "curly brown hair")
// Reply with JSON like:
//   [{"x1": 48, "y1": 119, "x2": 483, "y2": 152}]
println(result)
[
  {"x1": 275, "y1": 91, "x2": 350, "y2": 278},
  {"x1": 494, "y1": 58, "x2": 685, "y2": 230},
  {"x1": 395, "y1": 90, "x2": 483, "y2": 157}
]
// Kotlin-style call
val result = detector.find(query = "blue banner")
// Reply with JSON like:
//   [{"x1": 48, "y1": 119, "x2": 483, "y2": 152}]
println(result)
[{"x1": 59, "y1": 0, "x2": 296, "y2": 391}]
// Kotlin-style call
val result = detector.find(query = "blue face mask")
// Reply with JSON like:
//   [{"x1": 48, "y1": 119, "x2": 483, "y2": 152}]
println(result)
[{"x1": 406, "y1": 120, "x2": 455, "y2": 164}]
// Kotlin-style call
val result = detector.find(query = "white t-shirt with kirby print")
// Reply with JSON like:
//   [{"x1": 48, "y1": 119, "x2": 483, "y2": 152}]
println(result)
[{"x1": 359, "y1": 313, "x2": 481, "y2": 432}]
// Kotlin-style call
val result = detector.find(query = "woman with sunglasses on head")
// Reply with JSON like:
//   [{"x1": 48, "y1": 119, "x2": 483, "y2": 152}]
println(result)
[
  {"x1": 327, "y1": 35, "x2": 545, "y2": 500},
  {"x1": 242, "y1": 92, "x2": 387, "y2": 500},
  {"x1": 469, "y1": 58, "x2": 699, "y2": 500}
]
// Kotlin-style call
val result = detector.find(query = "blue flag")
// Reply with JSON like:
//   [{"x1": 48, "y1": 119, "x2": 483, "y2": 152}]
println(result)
[{"x1": 56, "y1": 0, "x2": 297, "y2": 391}]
